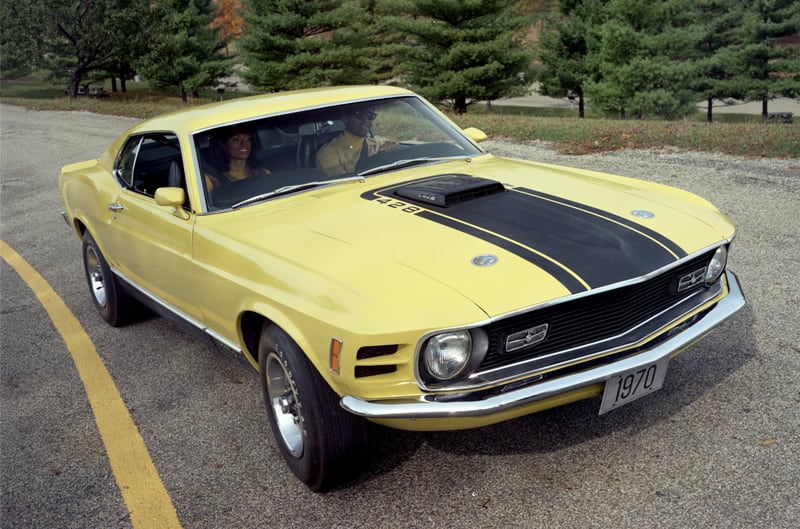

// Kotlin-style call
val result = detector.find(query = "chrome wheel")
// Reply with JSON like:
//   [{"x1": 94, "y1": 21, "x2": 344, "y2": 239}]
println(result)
[
  {"x1": 265, "y1": 352, "x2": 303, "y2": 458},
  {"x1": 258, "y1": 323, "x2": 368, "y2": 490},
  {"x1": 84, "y1": 245, "x2": 107, "y2": 307},
  {"x1": 81, "y1": 232, "x2": 137, "y2": 327}
]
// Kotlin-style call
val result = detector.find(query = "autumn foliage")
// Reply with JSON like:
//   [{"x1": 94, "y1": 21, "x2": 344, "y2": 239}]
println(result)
[{"x1": 211, "y1": 0, "x2": 244, "y2": 42}]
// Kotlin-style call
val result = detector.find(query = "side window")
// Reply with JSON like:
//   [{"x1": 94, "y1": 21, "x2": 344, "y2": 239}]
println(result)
[
  {"x1": 115, "y1": 136, "x2": 141, "y2": 188},
  {"x1": 114, "y1": 133, "x2": 181, "y2": 197}
]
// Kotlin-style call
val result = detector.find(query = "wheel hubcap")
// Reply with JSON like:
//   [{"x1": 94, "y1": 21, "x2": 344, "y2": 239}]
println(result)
[
  {"x1": 85, "y1": 247, "x2": 106, "y2": 306},
  {"x1": 265, "y1": 353, "x2": 303, "y2": 458}
]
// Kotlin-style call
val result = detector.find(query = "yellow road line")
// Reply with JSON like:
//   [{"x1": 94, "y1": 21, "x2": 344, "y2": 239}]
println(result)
[{"x1": 1, "y1": 241, "x2": 182, "y2": 529}]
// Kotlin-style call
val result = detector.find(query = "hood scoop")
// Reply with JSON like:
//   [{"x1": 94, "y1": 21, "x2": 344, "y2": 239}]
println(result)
[{"x1": 394, "y1": 174, "x2": 505, "y2": 207}]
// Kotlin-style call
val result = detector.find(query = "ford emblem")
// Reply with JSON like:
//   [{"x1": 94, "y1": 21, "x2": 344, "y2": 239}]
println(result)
[
  {"x1": 471, "y1": 254, "x2": 498, "y2": 267},
  {"x1": 631, "y1": 210, "x2": 655, "y2": 219}
]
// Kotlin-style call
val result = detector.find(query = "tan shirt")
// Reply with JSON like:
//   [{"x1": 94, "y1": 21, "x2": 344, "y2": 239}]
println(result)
[{"x1": 315, "y1": 131, "x2": 382, "y2": 176}]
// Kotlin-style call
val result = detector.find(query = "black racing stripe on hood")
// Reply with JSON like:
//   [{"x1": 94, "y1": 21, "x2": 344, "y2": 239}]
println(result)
[
  {"x1": 516, "y1": 187, "x2": 687, "y2": 259},
  {"x1": 422, "y1": 189, "x2": 681, "y2": 290},
  {"x1": 417, "y1": 210, "x2": 588, "y2": 294}
]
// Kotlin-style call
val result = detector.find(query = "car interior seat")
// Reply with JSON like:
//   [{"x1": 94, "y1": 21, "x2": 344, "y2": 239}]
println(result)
[
  {"x1": 295, "y1": 120, "x2": 345, "y2": 168},
  {"x1": 166, "y1": 158, "x2": 189, "y2": 208}
]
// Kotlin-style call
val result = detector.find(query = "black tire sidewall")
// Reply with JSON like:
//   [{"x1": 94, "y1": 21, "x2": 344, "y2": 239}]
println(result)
[
  {"x1": 258, "y1": 325, "x2": 327, "y2": 489},
  {"x1": 82, "y1": 232, "x2": 121, "y2": 325},
  {"x1": 257, "y1": 324, "x2": 366, "y2": 491}
]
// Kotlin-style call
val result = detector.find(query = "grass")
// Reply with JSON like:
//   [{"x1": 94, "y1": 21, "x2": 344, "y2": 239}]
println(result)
[
  {"x1": 2, "y1": 76, "x2": 798, "y2": 158},
  {"x1": 453, "y1": 109, "x2": 800, "y2": 158}
]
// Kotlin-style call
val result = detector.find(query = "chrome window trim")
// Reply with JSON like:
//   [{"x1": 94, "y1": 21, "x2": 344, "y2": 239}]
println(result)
[{"x1": 188, "y1": 94, "x2": 485, "y2": 214}]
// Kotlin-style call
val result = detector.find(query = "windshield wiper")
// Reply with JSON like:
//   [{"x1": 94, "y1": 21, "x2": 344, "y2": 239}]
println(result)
[
  {"x1": 357, "y1": 155, "x2": 472, "y2": 177},
  {"x1": 231, "y1": 175, "x2": 365, "y2": 209}
]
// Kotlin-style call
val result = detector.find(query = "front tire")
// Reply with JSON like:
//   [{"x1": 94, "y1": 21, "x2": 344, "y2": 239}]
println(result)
[
  {"x1": 81, "y1": 232, "x2": 135, "y2": 326},
  {"x1": 258, "y1": 323, "x2": 367, "y2": 491}
]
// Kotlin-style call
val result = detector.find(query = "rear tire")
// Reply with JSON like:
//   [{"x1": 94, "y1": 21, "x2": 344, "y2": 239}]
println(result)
[
  {"x1": 81, "y1": 232, "x2": 135, "y2": 326},
  {"x1": 258, "y1": 323, "x2": 368, "y2": 491}
]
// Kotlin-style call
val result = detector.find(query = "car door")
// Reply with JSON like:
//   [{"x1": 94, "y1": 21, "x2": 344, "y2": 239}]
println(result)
[{"x1": 100, "y1": 132, "x2": 203, "y2": 324}]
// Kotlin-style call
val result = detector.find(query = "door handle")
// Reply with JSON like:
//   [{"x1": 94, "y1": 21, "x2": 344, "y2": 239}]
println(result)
[{"x1": 108, "y1": 202, "x2": 124, "y2": 212}]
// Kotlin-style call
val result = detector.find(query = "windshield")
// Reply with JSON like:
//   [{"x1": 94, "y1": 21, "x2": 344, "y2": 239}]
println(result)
[{"x1": 192, "y1": 96, "x2": 484, "y2": 211}]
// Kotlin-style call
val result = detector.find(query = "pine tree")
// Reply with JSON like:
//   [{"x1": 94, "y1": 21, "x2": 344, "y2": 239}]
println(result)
[
  {"x1": 136, "y1": 0, "x2": 233, "y2": 102},
  {"x1": 728, "y1": 0, "x2": 800, "y2": 118},
  {"x1": 535, "y1": 0, "x2": 610, "y2": 118},
  {"x1": 238, "y1": 0, "x2": 378, "y2": 91},
  {"x1": 585, "y1": 0, "x2": 699, "y2": 119},
  {"x1": 671, "y1": 0, "x2": 747, "y2": 122},
  {"x1": 384, "y1": 0, "x2": 533, "y2": 113}
]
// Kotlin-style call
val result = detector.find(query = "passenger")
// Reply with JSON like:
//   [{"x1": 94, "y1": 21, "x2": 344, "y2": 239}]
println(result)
[
  {"x1": 204, "y1": 126, "x2": 269, "y2": 191},
  {"x1": 315, "y1": 106, "x2": 397, "y2": 177}
]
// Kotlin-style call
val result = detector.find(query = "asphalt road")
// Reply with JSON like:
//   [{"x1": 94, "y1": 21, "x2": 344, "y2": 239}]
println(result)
[{"x1": 1, "y1": 104, "x2": 799, "y2": 529}]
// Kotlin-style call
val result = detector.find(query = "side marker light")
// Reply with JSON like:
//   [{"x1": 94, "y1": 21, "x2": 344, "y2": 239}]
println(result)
[{"x1": 329, "y1": 338, "x2": 343, "y2": 374}]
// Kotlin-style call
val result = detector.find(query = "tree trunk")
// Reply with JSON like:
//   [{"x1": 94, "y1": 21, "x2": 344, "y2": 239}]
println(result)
[
  {"x1": 707, "y1": 97, "x2": 713, "y2": 123},
  {"x1": 453, "y1": 95, "x2": 467, "y2": 114},
  {"x1": 111, "y1": 77, "x2": 118, "y2": 93},
  {"x1": 68, "y1": 68, "x2": 84, "y2": 99},
  {"x1": 578, "y1": 97, "x2": 585, "y2": 119},
  {"x1": 761, "y1": 98, "x2": 768, "y2": 122}
]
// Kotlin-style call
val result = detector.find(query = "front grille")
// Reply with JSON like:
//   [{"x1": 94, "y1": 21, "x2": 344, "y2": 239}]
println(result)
[{"x1": 480, "y1": 250, "x2": 715, "y2": 371}]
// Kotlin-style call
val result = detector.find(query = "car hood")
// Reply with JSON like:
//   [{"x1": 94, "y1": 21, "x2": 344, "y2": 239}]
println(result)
[{"x1": 221, "y1": 155, "x2": 734, "y2": 319}]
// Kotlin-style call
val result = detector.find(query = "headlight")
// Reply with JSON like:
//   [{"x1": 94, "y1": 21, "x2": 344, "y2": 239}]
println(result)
[
  {"x1": 705, "y1": 246, "x2": 728, "y2": 285},
  {"x1": 423, "y1": 331, "x2": 472, "y2": 381}
]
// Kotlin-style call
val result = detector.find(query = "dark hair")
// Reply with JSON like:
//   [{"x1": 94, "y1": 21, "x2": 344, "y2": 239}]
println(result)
[{"x1": 206, "y1": 125, "x2": 261, "y2": 176}]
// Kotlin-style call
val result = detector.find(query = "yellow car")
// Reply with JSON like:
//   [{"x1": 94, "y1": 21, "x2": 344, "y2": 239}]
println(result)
[{"x1": 59, "y1": 86, "x2": 745, "y2": 490}]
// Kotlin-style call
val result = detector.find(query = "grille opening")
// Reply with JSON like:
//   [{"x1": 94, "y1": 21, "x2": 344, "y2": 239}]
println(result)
[
  {"x1": 355, "y1": 365, "x2": 397, "y2": 378},
  {"x1": 357, "y1": 345, "x2": 398, "y2": 360}
]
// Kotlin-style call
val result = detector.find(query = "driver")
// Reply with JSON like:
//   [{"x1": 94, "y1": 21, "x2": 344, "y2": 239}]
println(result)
[{"x1": 315, "y1": 106, "x2": 396, "y2": 177}]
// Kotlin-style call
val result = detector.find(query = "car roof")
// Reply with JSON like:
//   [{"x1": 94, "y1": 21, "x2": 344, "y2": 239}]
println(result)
[{"x1": 130, "y1": 85, "x2": 416, "y2": 135}]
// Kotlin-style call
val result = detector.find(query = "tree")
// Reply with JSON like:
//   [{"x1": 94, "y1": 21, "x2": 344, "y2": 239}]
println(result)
[
  {"x1": 211, "y1": 0, "x2": 245, "y2": 55},
  {"x1": 674, "y1": 0, "x2": 747, "y2": 122},
  {"x1": 535, "y1": 0, "x2": 799, "y2": 121},
  {"x1": 383, "y1": 0, "x2": 533, "y2": 113},
  {"x1": 728, "y1": 0, "x2": 800, "y2": 118},
  {"x1": 6, "y1": 0, "x2": 150, "y2": 98},
  {"x1": 584, "y1": 0, "x2": 699, "y2": 119},
  {"x1": 535, "y1": 0, "x2": 610, "y2": 118},
  {"x1": 0, "y1": 1, "x2": 48, "y2": 76},
  {"x1": 239, "y1": 0, "x2": 382, "y2": 91},
  {"x1": 135, "y1": 0, "x2": 233, "y2": 102}
]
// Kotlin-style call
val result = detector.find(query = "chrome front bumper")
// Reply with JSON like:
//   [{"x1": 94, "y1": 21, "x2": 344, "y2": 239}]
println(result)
[{"x1": 341, "y1": 270, "x2": 745, "y2": 420}]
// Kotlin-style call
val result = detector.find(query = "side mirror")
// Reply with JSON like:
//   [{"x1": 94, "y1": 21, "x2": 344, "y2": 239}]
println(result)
[
  {"x1": 154, "y1": 187, "x2": 189, "y2": 219},
  {"x1": 463, "y1": 127, "x2": 488, "y2": 144}
]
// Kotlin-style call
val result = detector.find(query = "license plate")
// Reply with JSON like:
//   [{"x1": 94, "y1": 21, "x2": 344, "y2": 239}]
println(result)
[{"x1": 599, "y1": 357, "x2": 669, "y2": 414}]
